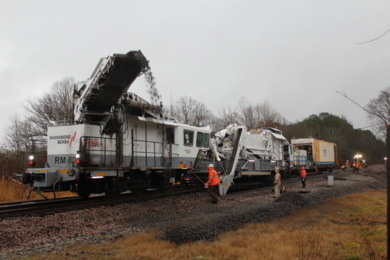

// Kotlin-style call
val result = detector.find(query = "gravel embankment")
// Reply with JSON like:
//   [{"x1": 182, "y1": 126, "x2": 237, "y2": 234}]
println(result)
[
  {"x1": 0, "y1": 165, "x2": 386, "y2": 259},
  {"x1": 161, "y1": 172, "x2": 383, "y2": 244}
]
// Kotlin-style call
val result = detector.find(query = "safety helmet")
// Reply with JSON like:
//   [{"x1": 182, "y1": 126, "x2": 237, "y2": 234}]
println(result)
[
  {"x1": 208, "y1": 164, "x2": 214, "y2": 168},
  {"x1": 301, "y1": 166, "x2": 305, "y2": 169}
]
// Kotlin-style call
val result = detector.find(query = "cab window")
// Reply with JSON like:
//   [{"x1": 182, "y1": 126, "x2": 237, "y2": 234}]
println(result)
[
  {"x1": 196, "y1": 132, "x2": 210, "y2": 148},
  {"x1": 203, "y1": 133, "x2": 210, "y2": 148},
  {"x1": 196, "y1": 132, "x2": 203, "y2": 147},
  {"x1": 183, "y1": 130, "x2": 194, "y2": 146},
  {"x1": 166, "y1": 128, "x2": 174, "y2": 144}
]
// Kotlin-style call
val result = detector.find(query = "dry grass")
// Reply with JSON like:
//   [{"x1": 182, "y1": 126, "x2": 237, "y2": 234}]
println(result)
[
  {"x1": 0, "y1": 176, "x2": 75, "y2": 202},
  {"x1": 24, "y1": 189, "x2": 387, "y2": 260}
]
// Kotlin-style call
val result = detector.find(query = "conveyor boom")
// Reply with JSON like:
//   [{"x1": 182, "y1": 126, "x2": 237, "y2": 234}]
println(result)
[
  {"x1": 219, "y1": 126, "x2": 246, "y2": 196},
  {"x1": 74, "y1": 51, "x2": 148, "y2": 123}
]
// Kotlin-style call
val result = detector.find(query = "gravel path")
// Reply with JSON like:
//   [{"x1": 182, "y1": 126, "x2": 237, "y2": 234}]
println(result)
[{"x1": 0, "y1": 166, "x2": 386, "y2": 259}]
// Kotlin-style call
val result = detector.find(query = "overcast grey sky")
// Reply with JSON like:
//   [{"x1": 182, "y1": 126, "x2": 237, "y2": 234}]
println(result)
[{"x1": 1, "y1": 1, "x2": 389, "y2": 138}]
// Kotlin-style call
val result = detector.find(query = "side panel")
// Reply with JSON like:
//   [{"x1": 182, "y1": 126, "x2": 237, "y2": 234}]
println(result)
[
  {"x1": 47, "y1": 124, "x2": 101, "y2": 168},
  {"x1": 129, "y1": 117, "x2": 166, "y2": 167},
  {"x1": 134, "y1": 120, "x2": 146, "y2": 166},
  {"x1": 313, "y1": 139, "x2": 320, "y2": 162},
  {"x1": 125, "y1": 115, "x2": 211, "y2": 169},
  {"x1": 317, "y1": 140, "x2": 335, "y2": 162},
  {"x1": 270, "y1": 134, "x2": 285, "y2": 162},
  {"x1": 169, "y1": 125, "x2": 211, "y2": 169}
]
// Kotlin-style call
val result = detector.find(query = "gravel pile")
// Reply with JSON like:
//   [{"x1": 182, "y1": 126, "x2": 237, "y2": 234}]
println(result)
[
  {"x1": 161, "y1": 173, "x2": 383, "y2": 244},
  {"x1": 160, "y1": 202, "x2": 293, "y2": 244},
  {"x1": 275, "y1": 192, "x2": 308, "y2": 207},
  {"x1": 0, "y1": 166, "x2": 386, "y2": 259}
]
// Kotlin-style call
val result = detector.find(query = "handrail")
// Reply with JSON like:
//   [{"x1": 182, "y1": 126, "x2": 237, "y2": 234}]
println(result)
[
  {"x1": 79, "y1": 136, "x2": 182, "y2": 168},
  {"x1": 133, "y1": 139, "x2": 179, "y2": 167},
  {"x1": 79, "y1": 136, "x2": 119, "y2": 167}
]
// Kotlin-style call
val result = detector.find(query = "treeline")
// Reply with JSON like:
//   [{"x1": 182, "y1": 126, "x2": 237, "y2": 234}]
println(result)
[
  {"x1": 280, "y1": 113, "x2": 386, "y2": 165},
  {"x1": 166, "y1": 96, "x2": 286, "y2": 132},
  {"x1": 0, "y1": 78, "x2": 386, "y2": 177}
]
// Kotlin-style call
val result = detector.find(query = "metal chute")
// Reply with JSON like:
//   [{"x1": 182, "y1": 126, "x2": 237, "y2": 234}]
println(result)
[
  {"x1": 216, "y1": 125, "x2": 247, "y2": 196},
  {"x1": 73, "y1": 50, "x2": 149, "y2": 124}
]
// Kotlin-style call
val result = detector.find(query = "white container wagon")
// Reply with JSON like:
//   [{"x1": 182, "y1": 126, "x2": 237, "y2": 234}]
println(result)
[{"x1": 290, "y1": 138, "x2": 337, "y2": 173}]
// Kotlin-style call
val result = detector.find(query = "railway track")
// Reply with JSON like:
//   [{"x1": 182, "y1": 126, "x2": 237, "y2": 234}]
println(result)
[
  {"x1": 0, "y1": 186, "x2": 203, "y2": 220},
  {"x1": 0, "y1": 170, "x2": 336, "y2": 220}
]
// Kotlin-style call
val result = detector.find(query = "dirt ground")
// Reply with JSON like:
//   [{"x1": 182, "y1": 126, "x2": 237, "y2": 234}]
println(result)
[
  {"x1": 161, "y1": 165, "x2": 386, "y2": 244},
  {"x1": 0, "y1": 165, "x2": 387, "y2": 259}
]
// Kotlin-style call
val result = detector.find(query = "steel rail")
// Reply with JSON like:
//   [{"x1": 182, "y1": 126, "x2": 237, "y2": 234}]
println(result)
[
  {"x1": 0, "y1": 186, "x2": 203, "y2": 220},
  {"x1": 0, "y1": 170, "x2": 338, "y2": 220}
]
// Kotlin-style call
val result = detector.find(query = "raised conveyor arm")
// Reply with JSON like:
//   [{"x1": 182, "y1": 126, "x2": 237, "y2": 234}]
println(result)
[
  {"x1": 74, "y1": 51, "x2": 149, "y2": 123},
  {"x1": 218, "y1": 126, "x2": 246, "y2": 196}
]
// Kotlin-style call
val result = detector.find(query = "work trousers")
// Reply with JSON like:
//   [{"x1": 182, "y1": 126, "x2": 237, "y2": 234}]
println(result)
[
  {"x1": 347, "y1": 165, "x2": 350, "y2": 171},
  {"x1": 301, "y1": 177, "x2": 306, "y2": 188},
  {"x1": 207, "y1": 185, "x2": 219, "y2": 204},
  {"x1": 274, "y1": 182, "x2": 281, "y2": 198}
]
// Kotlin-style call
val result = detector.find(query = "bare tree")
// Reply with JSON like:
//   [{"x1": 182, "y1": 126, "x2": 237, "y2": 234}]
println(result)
[
  {"x1": 192, "y1": 102, "x2": 213, "y2": 127},
  {"x1": 2, "y1": 114, "x2": 34, "y2": 153},
  {"x1": 213, "y1": 105, "x2": 239, "y2": 132},
  {"x1": 256, "y1": 100, "x2": 285, "y2": 127},
  {"x1": 1, "y1": 114, "x2": 47, "y2": 176},
  {"x1": 365, "y1": 86, "x2": 390, "y2": 139},
  {"x1": 0, "y1": 77, "x2": 75, "y2": 176},
  {"x1": 170, "y1": 96, "x2": 197, "y2": 124},
  {"x1": 2, "y1": 77, "x2": 75, "y2": 151},
  {"x1": 214, "y1": 98, "x2": 286, "y2": 132},
  {"x1": 168, "y1": 95, "x2": 214, "y2": 127},
  {"x1": 237, "y1": 97, "x2": 257, "y2": 130},
  {"x1": 23, "y1": 77, "x2": 75, "y2": 136}
]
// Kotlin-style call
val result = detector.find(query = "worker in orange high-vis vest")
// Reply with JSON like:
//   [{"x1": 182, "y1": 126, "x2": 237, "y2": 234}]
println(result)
[
  {"x1": 353, "y1": 161, "x2": 358, "y2": 173},
  {"x1": 206, "y1": 164, "x2": 220, "y2": 204},
  {"x1": 274, "y1": 167, "x2": 282, "y2": 198},
  {"x1": 300, "y1": 166, "x2": 307, "y2": 188}
]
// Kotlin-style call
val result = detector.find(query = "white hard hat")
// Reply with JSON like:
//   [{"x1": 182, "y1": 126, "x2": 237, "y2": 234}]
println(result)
[{"x1": 208, "y1": 164, "x2": 214, "y2": 168}]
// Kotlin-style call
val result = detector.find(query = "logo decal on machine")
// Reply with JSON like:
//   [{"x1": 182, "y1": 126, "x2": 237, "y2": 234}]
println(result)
[
  {"x1": 50, "y1": 135, "x2": 71, "y2": 144},
  {"x1": 49, "y1": 132, "x2": 77, "y2": 145},
  {"x1": 69, "y1": 132, "x2": 77, "y2": 146}
]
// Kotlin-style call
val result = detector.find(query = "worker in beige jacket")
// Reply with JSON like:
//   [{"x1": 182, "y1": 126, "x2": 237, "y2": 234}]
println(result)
[{"x1": 274, "y1": 167, "x2": 281, "y2": 198}]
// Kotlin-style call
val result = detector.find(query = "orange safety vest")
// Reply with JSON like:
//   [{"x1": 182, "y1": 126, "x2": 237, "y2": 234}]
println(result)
[
  {"x1": 300, "y1": 169, "x2": 307, "y2": 178},
  {"x1": 207, "y1": 168, "x2": 220, "y2": 186}
]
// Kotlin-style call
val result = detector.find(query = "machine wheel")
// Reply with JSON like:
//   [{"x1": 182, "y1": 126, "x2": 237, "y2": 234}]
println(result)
[
  {"x1": 105, "y1": 178, "x2": 121, "y2": 198},
  {"x1": 76, "y1": 178, "x2": 91, "y2": 199},
  {"x1": 77, "y1": 190, "x2": 91, "y2": 199}
]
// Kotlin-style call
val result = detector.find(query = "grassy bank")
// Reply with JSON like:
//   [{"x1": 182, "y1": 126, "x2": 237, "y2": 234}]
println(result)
[
  {"x1": 0, "y1": 177, "x2": 75, "y2": 202},
  {"x1": 25, "y1": 189, "x2": 386, "y2": 260}
]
